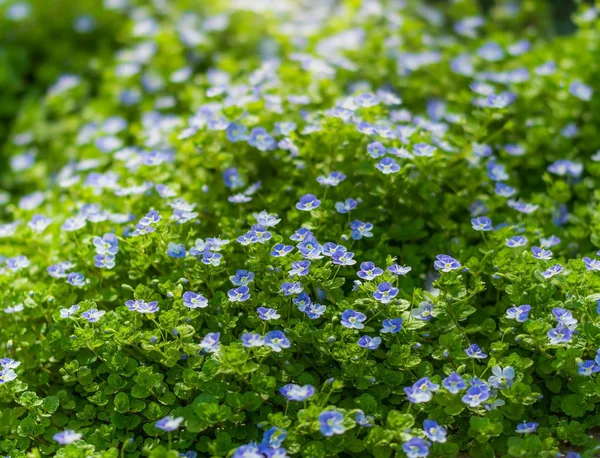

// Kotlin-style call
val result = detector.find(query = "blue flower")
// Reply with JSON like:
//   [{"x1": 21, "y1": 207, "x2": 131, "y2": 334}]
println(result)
[
  {"x1": 317, "y1": 171, "x2": 346, "y2": 186},
  {"x1": 577, "y1": 360, "x2": 600, "y2": 376},
  {"x1": 289, "y1": 260, "x2": 311, "y2": 277},
  {"x1": 515, "y1": 422, "x2": 538, "y2": 434},
  {"x1": 270, "y1": 243, "x2": 294, "y2": 257},
  {"x1": 547, "y1": 325, "x2": 573, "y2": 345},
  {"x1": 232, "y1": 444, "x2": 262, "y2": 458},
  {"x1": 264, "y1": 331, "x2": 290, "y2": 352},
  {"x1": 250, "y1": 225, "x2": 272, "y2": 243},
  {"x1": 296, "y1": 194, "x2": 321, "y2": 211},
  {"x1": 304, "y1": 303, "x2": 326, "y2": 319},
  {"x1": 139, "y1": 210, "x2": 162, "y2": 226},
  {"x1": 0, "y1": 368, "x2": 17, "y2": 383},
  {"x1": 583, "y1": 257, "x2": 600, "y2": 272},
  {"x1": 413, "y1": 142, "x2": 436, "y2": 157},
  {"x1": 257, "y1": 307, "x2": 280, "y2": 321},
  {"x1": 230, "y1": 270, "x2": 255, "y2": 286},
  {"x1": 506, "y1": 235, "x2": 527, "y2": 247},
  {"x1": 442, "y1": 372, "x2": 466, "y2": 394},
  {"x1": 67, "y1": 272, "x2": 85, "y2": 287},
  {"x1": 280, "y1": 282, "x2": 303, "y2": 296},
  {"x1": 335, "y1": 198, "x2": 357, "y2": 214},
  {"x1": 551, "y1": 308, "x2": 576, "y2": 327},
  {"x1": 412, "y1": 302, "x2": 433, "y2": 321},
  {"x1": 380, "y1": 318, "x2": 403, "y2": 334},
  {"x1": 228, "y1": 286, "x2": 250, "y2": 302},
  {"x1": 488, "y1": 366, "x2": 514, "y2": 389},
  {"x1": 279, "y1": 383, "x2": 315, "y2": 401},
  {"x1": 155, "y1": 416, "x2": 184, "y2": 432},
  {"x1": 261, "y1": 427, "x2": 287, "y2": 449},
  {"x1": 465, "y1": 344, "x2": 487, "y2": 359},
  {"x1": 402, "y1": 437, "x2": 430, "y2": 458},
  {"x1": 28, "y1": 214, "x2": 52, "y2": 233},
  {"x1": 433, "y1": 254, "x2": 461, "y2": 272},
  {"x1": 404, "y1": 377, "x2": 439, "y2": 403},
  {"x1": 388, "y1": 264, "x2": 411, "y2": 276},
  {"x1": 202, "y1": 251, "x2": 223, "y2": 266},
  {"x1": 182, "y1": 291, "x2": 208, "y2": 309},
  {"x1": 357, "y1": 262, "x2": 383, "y2": 280},
  {"x1": 229, "y1": 194, "x2": 251, "y2": 204},
  {"x1": 477, "y1": 41, "x2": 504, "y2": 61},
  {"x1": 290, "y1": 227, "x2": 313, "y2": 242},
  {"x1": 82, "y1": 308, "x2": 105, "y2": 322},
  {"x1": 461, "y1": 386, "x2": 490, "y2": 407},
  {"x1": 167, "y1": 242, "x2": 186, "y2": 258},
  {"x1": 471, "y1": 216, "x2": 492, "y2": 231},
  {"x1": 223, "y1": 168, "x2": 245, "y2": 189},
  {"x1": 423, "y1": 419, "x2": 447, "y2": 443},
  {"x1": 241, "y1": 333, "x2": 264, "y2": 348},
  {"x1": 349, "y1": 220, "x2": 373, "y2": 239},
  {"x1": 341, "y1": 309, "x2": 366, "y2": 329},
  {"x1": 94, "y1": 254, "x2": 116, "y2": 269},
  {"x1": 569, "y1": 81, "x2": 593, "y2": 101},
  {"x1": 376, "y1": 157, "x2": 400, "y2": 174},
  {"x1": 59, "y1": 304, "x2": 80, "y2": 318},
  {"x1": 332, "y1": 250, "x2": 356, "y2": 266},
  {"x1": 506, "y1": 304, "x2": 531, "y2": 322},
  {"x1": 125, "y1": 299, "x2": 159, "y2": 314},
  {"x1": 248, "y1": 127, "x2": 276, "y2": 151},
  {"x1": 253, "y1": 211, "x2": 281, "y2": 227},
  {"x1": 373, "y1": 282, "x2": 399, "y2": 304},
  {"x1": 531, "y1": 246, "x2": 552, "y2": 260},
  {"x1": 226, "y1": 123, "x2": 249, "y2": 142},
  {"x1": 318, "y1": 411, "x2": 345, "y2": 437},
  {"x1": 297, "y1": 237, "x2": 323, "y2": 259},
  {"x1": 367, "y1": 142, "x2": 386, "y2": 158},
  {"x1": 53, "y1": 430, "x2": 82, "y2": 445},
  {"x1": 358, "y1": 336, "x2": 381, "y2": 350},
  {"x1": 199, "y1": 332, "x2": 220, "y2": 353},
  {"x1": 494, "y1": 182, "x2": 516, "y2": 197},
  {"x1": 93, "y1": 233, "x2": 119, "y2": 255},
  {"x1": 355, "y1": 410, "x2": 373, "y2": 427},
  {"x1": 548, "y1": 159, "x2": 583, "y2": 178},
  {"x1": 0, "y1": 358, "x2": 20, "y2": 370},
  {"x1": 292, "y1": 292, "x2": 312, "y2": 311}
]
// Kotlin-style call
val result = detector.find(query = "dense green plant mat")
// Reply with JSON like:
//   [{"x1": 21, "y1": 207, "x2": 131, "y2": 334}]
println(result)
[{"x1": 2, "y1": 0, "x2": 600, "y2": 457}]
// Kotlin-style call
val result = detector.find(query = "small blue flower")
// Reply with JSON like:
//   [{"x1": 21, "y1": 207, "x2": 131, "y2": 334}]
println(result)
[
  {"x1": 442, "y1": 372, "x2": 466, "y2": 394},
  {"x1": 577, "y1": 360, "x2": 600, "y2": 376},
  {"x1": 67, "y1": 272, "x2": 85, "y2": 287},
  {"x1": 404, "y1": 377, "x2": 439, "y2": 404},
  {"x1": 253, "y1": 211, "x2": 281, "y2": 227},
  {"x1": 358, "y1": 336, "x2": 382, "y2": 350},
  {"x1": 289, "y1": 260, "x2": 311, "y2": 277},
  {"x1": 341, "y1": 309, "x2": 366, "y2": 329},
  {"x1": 226, "y1": 123, "x2": 249, "y2": 142},
  {"x1": 125, "y1": 299, "x2": 159, "y2": 314},
  {"x1": 547, "y1": 325, "x2": 573, "y2": 345},
  {"x1": 182, "y1": 291, "x2": 208, "y2": 309},
  {"x1": 332, "y1": 250, "x2": 356, "y2": 266},
  {"x1": 471, "y1": 216, "x2": 492, "y2": 231},
  {"x1": 515, "y1": 422, "x2": 538, "y2": 434},
  {"x1": 241, "y1": 333, "x2": 264, "y2": 348},
  {"x1": 465, "y1": 344, "x2": 487, "y2": 359},
  {"x1": 402, "y1": 437, "x2": 430, "y2": 458},
  {"x1": 413, "y1": 142, "x2": 436, "y2": 157},
  {"x1": 488, "y1": 366, "x2": 515, "y2": 389},
  {"x1": 373, "y1": 282, "x2": 399, "y2": 304},
  {"x1": 257, "y1": 307, "x2": 280, "y2": 321},
  {"x1": 461, "y1": 386, "x2": 490, "y2": 407},
  {"x1": 376, "y1": 157, "x2": 400, "y2": 174},
  {"x1": 367, "y1": 142, "x2": 386, "y2": 158},
  {"x1": 494, "y1": 182, "x2": 516, "y2": 197},
  {"x1": 434, "y1": 254, "x2": 461, "y2": 272},
  {"x1": 93, "y1": 233, "x2": 119, "y2": 255},
  {"x1": 248, "y1": 127, "x2": 276, "y2": 151},
  {"x1": 94, "y1": 254, "x2": 115, "y2": 269},
  {"x1": 280, "y1": 282, "x2": 303, "y2": 296},
  {"x1": 412, "y1": 302, "x2": 433, "y2": 321},
  {"x1": 296, "y1": 194, "x2": 321, "y2": 211},
  {"x1": 355, "y1": 410, "x2": 373, "y2": 427},
  {"x1": 270, "y1": 243, "x2": 294, "y2": 257},
  {"x1": 423, "y1": 419, "x2": 447, "y2": 443},
  {"x1": 290, "y1": 227, "x2": 313, "y2": 242},
  {"x1": 569, "y1": 81, "x2": 593, "y2": 101},
  {"x1": 81, "y1": 308, "x2": 105, "y2": 322},
  {"x1": 506, "y1": 304, "x2": 531, "y2": 322},
  {"x1": 357, "y1": 262, "x2": 383, "y2": 280},
  {"x1": 583, "y1": 257, "x2": 600, "y2": 272},
  {"x1": 280, "y1": 383, "x2": 315, "y2": 401},
  {"x1": 228, "y1": 286, "x2": 250, "y2": 302},
  {"x1": 264, "y1": 330, "x2": 290, "y2": 352},
  {"x1": 552, "y1": 308, "x2": 577, "y2": 327},
  {"x1": 506, "y1": 236, "x2": 527, "y2": 247},
  {"x1": 380, "y1": 318, "x2": 403, "y2": 334},
  {"x1": 317, "y1": 171, "x2": 346, "y2": 186},
  {"x1": 59, "y1": 304, "x2": 80, "y2": 319},
  {"x1": 202, "y1": 251, "x2": 223, "y2": 266},
  {"x1": 305, "y1": 303, "x2": 326, "y2": 319},
  {"x1": 199, "y1": 332, "x2": 220, "y2": 353},
  {"x1": 167, "y1": 242, "x2": 186, "y2": 258},
  {"x1": 349, "y1": 220, "x2": 373, "y2": 240},
  {"x1": 155, "y1": 416, "x2": 184, "y2": 432},
  {"x1": 318, "y1": 411, "x2": 345, "y2": 437},
  {"x1": 335, "y1": 198, "x2": 357, "y2": 214},
  {"x1": 532, "y1": 246, "x2": 552, "y2": 260},
  {"x1": 261, "y1": 427, "x2": 287, "y2": 449},
  {"x1": 292, "y1": 292, "x2": 311, "y2": 311},
  {"x1": 53, "y1": 430, "x2": 82, "y2": 445},
  {"x1": 230, "y1": 270, "x2": 255, "y2": 286},
  {"x1": 388, "y1": 264, "x2": 411, "y2": 276}
]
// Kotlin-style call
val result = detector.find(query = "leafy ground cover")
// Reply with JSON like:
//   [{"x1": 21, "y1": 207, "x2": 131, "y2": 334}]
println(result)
[{"x1": 1, "y1": 0, "x2": 600, "y2": 457}]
